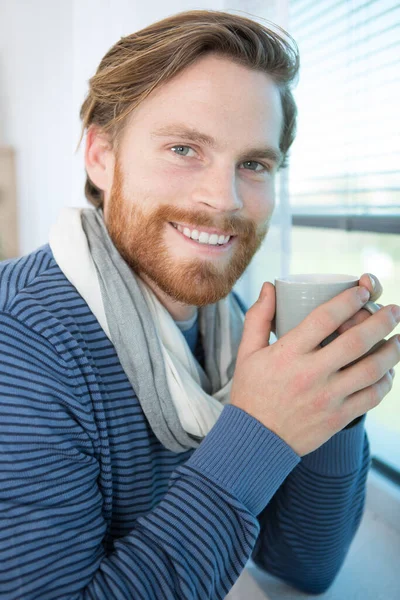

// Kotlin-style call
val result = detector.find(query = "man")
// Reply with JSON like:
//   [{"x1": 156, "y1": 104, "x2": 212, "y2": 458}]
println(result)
[{"x1": 0, "y1": 9, "x2": 399, "y2": 599}]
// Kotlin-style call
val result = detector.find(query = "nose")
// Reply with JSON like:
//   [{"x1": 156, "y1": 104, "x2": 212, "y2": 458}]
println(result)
[{"x1": 193, "y1": 166, "x2": 244, "y2": 213}]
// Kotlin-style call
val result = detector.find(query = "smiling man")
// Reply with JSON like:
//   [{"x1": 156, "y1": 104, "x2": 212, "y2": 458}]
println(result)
[
  {"x1": 1, "y1": 9, "x2": 399, "y2": 600},
  {"x1": 89, "y1": 52, "x2": 282, "y2": 315}
]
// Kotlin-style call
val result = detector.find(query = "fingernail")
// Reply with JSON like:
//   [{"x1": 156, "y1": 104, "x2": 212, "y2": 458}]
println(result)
[
  {"x1": 368, "y1": 274, "x2": 376, "y2": 290},
  {"x1": 358, "y1": 287, "x2": 370, "y2": 302},
  {"x1": 392, "y1": 306, "x2": 400, "y2": 322},
  {"x1": 258, "y1": 283, "x2": 267, "y2": 301}
]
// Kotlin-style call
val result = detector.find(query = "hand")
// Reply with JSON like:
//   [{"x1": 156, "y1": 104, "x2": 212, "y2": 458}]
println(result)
[{"x1": 231, "y1": 280, "x2": 400, "y2": 456}]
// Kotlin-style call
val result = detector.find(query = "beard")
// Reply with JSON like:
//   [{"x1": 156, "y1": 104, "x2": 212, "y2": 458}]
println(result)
[{"x1": 105, "y1": 158, "x2": 270, "y2": 307}]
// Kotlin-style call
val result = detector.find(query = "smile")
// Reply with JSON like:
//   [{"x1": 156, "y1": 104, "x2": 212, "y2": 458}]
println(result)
[
  {"x1": 168, "y1": 223, "x2": 236, "y2": 254},
  {"x1": 171, "y1": 222, "x2": 231, "y2": 245}
]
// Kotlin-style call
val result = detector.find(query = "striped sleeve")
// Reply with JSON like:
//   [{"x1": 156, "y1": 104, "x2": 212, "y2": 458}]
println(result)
[
  {"x1": 0, "y1": 311, "x2": 300, "y2": 600},
  {"x1": 252, "y1": 420, "x2": 370, "y2": 594}
]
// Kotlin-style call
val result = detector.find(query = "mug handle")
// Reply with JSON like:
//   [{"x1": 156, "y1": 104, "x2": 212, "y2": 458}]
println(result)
[{"x1": 320, "y1": 300, "x2": 381, "y2": 348}]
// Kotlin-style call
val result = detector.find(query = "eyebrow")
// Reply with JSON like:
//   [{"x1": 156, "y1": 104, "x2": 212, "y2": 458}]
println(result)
[{"x1": 151, "y1": 124, "x2": 283, "y2": 168}]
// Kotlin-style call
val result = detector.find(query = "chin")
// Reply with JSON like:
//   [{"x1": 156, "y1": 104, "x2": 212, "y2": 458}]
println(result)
[{"x1": 154, "y1": 273, "x2": 236, "y2": 307}]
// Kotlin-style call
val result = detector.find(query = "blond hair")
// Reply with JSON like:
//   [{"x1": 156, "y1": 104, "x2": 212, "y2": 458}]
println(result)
[{"x1": 78, "y1": 9, "x2": 299, "y2": 208}]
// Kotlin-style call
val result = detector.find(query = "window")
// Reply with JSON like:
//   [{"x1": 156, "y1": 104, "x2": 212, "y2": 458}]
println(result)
[{"x1": 286, "y1": 0, "x2": 400, "y2": 470}]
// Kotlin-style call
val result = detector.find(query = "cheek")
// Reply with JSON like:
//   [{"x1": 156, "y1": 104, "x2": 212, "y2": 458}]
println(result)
[
  {"x1": 249, "y1": 188, "x2": 275, "y2": 223},
  {"x1": 144, "y1": 162, "x2": 188, "y2": 197},
  {"x1": 121, "y1": 151, "x2": 173, "y2": 191},
  {"x1": 122, "y1": 173, "x2": 179, "y2": 210}
]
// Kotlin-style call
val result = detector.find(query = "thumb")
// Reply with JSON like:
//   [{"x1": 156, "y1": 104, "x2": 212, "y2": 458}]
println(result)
[{"x1": 237, "y1": 282, "x2": 276, "y2": 365}]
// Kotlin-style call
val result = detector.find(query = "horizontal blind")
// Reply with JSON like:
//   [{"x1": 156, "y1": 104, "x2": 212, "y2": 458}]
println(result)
[{"x1": 287, "y1": 0, "x2": 400, "y2": 216}]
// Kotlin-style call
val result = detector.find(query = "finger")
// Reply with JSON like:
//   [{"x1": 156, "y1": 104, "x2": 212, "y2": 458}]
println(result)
[
  {"x1": 237, "y1": 282, "x2": 275, "y2": 364},
  {"x1": 358, "y1": 273, "x2": 382, "y2": 303},
  {"x1": 320, "y1": 305, "x2": 400, "y2": 372},
  {"x1": 341, "y1": 369, "x2": 395, "y2": 425},
  {"x1": 337, "y1": 307, "x2": 372, "y2": 335},
  {"x1": 331, "y1": 333, "x2": 400, "y2": 399},
  {"x1": 288, "y1": 285, "x2": 371, "y2": 354},
  {"x1": 341, "y1": 338, "x2": 387, "y2": 370},
  {"x1": 336, "y1": 301, "x2": 385, "y2": 336},
  {"x1": 338, "y1": 302, "x2": 384, "y2": 335}
]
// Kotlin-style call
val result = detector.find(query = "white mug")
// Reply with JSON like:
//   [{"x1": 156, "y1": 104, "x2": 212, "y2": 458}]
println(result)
[{"x1": 275, "y1": 274, "x2": 380, "y2": 350}]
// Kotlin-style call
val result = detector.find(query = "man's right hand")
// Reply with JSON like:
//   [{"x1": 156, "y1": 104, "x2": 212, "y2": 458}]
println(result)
[{"x1": 230, "y1": 282, "x2": 400, "y2": 456}]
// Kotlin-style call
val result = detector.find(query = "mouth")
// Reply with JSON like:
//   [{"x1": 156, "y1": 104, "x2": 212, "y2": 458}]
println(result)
[{"x1": 168, "y1": 222, "x2": 236, "y2": 254}]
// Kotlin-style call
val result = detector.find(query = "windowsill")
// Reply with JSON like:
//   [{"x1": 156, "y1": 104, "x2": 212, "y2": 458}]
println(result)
[{"x1": 226, "y1": 467, "x2": 400, "y2": 599}]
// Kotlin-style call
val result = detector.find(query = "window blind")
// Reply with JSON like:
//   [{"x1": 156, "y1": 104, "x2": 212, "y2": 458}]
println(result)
[{"x1": 287, "y1": 0, "x2": 400, "y2": 219}]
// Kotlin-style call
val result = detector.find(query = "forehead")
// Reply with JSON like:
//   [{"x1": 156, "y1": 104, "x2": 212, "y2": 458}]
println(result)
[{"x1": 124, "y1": 54, "x2": 283, "y2": 147}]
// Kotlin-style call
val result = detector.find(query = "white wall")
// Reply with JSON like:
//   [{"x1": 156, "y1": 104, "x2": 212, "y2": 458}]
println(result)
[
  {"x1": 0, "y1": 0, "x2": 74, "y2": 254},
  {"x1": 0, "y1": 0, "x2": 290, "y2": 309}
]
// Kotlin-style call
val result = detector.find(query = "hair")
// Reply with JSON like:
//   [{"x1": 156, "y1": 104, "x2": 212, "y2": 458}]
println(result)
[{"x1": 78, "y1": 9, "x2": 299, "y2": 208}]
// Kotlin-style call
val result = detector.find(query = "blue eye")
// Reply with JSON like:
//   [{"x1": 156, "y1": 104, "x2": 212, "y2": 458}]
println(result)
[
  {"x1": 243, "y1": 161, "x2": 266, "y2": 172},
  {"x1": 171, "y1": 145, "x2": 194, "y2": 157},
  {"x1": 170, "y1": 145, "x2": 270, "y2": 173}
]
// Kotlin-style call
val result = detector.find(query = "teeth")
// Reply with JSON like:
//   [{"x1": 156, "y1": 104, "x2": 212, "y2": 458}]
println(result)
[{"x1": 173, "y1": 223, "x2": 230, "y2": 245}]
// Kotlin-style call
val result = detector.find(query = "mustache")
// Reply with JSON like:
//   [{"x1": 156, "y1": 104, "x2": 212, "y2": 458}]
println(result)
[{"x1": 144, "y1": 205, "x2": 262, "y2": 239}]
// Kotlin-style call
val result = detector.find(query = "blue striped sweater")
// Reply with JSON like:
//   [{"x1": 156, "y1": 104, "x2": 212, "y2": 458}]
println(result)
[{"x1": 0, "y1": 244, "x2": 370, "y2": 599}]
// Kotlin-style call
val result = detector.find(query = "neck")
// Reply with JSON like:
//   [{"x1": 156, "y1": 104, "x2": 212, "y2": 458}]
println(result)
[{"x1": 138, "y1": 272, "x2": 197, "y2": 321}]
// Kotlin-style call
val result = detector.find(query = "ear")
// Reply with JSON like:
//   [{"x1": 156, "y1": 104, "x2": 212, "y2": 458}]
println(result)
[{"x1": 84, "y1": 125, "x2": 115, "y2": 196}]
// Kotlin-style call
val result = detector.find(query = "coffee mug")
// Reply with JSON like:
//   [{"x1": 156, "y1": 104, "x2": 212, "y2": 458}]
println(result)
[{"x1": 275, "y1": 274, "x2": 381, "y2": 354}]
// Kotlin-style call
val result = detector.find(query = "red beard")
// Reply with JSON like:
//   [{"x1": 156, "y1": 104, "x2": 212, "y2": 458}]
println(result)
[{"x1": 105, "y1": 159, "x2": 269, "y2": 306}]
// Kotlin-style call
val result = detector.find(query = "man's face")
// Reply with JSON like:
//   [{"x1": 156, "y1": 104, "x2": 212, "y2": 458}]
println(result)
[{"x1": 102, "y1": 53, "x2": 283, "y2": 307}]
